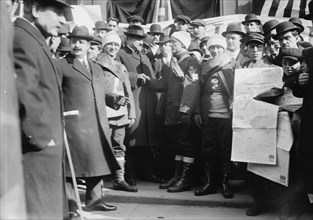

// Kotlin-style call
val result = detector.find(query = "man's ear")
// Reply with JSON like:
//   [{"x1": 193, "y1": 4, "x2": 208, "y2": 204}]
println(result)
[{"x1": 31, "y1": 3, "x2": 40, "y2": 18}]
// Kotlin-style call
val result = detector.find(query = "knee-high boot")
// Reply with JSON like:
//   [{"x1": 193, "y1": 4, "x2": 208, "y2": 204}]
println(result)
[
  {"x1": 159, "y1": 159, "x2": 183, "y2": 189},
  {"x1": 194, "y1": 162, "x2": 217, "y2": 196},
  {"x1": 167, "y1": 162, "x2": 193, "y2": 193},
  {"x1": 221, "y1": 161, "x2": 233, "y2": 198}
]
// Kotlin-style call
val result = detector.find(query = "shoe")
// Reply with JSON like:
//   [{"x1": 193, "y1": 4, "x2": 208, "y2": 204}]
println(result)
[
  {"x1": 246, "y1": 203, "x2": 266, "y2": 216},
  {"x1": 85, "y1": 202, "x2": 117, "y2": 212},
  {"x1": 126, "y1": 177, "x2": 137, "y2": 186},
  {"x1": 113, "y1": 180, "x2": 138, "y2": 192}
]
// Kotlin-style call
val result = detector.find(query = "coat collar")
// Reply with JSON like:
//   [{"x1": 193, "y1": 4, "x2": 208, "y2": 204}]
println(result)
[
  {"x1": 96, "y1": 53, "x2": 125, "y2": 80},
  {"x1": 66, "y1": 53, "x2": 93, "y2": 81},
  {"x1": 125, "y1": 45, "x2": 141, "y2": 61},
  {"x1": 14, "y1": 18, "x2": 46, "y2": 46}
]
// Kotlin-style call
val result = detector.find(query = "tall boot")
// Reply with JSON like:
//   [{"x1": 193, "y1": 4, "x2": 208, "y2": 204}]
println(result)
[
  {"x1": 194, "y1": 162, "x2": 216, "y2": 196},
  {"x1": 167, "y1": 162, "x2": 193, "y2": 193},
  {"x1": 159, "y1": 160, "x2": 183, "y2": 189},
  {"x1": 221, "y1": 161, "x2": 233, "y2": 198},
  {"x1": 113, "y1": 157, "x2": 138, "y2": 192}
]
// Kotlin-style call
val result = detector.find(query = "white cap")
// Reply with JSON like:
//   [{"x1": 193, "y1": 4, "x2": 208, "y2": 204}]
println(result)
[
  {"x1": 102, "y1": 31, "x2": 121, "y2": 47},
  {"x1": 171, "y1": 31, "x2": 191, "y2": 49},
  {"x1": 206, "y1": 34, "x2": 226, "y2": 50}
]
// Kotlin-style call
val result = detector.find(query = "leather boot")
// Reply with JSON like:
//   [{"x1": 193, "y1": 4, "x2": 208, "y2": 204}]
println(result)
[
  {"x1": 159, "y1": 160, "x2": 183, "y2": 189},
  {"x1": 167, "y1": 162, "x2": 193, "y2": 193},
  {"x1": 113, "y1": 157, "x2": 138, "y2": 192},
  {"x1": 221, "y1": 161, "x2": 233, "y2": 199},
  {"x1": 194, "y1": 162, "x2": 216, "y2": 196}
]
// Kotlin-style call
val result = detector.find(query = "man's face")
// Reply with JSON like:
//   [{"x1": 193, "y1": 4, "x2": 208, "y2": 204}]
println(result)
[
  {"x1": 267, "y1": 37, "x2": 280, "y2": 57},
  {"x1": 71, "y1": 38, "x2": 90, "y2": 59},
  {"x1": 107, "y1": 20, "x2": 118, "y2": 31},
  {"x1": 127, "y1": 36, "x2": 143, "y2": 52},
  {"x1": 191, "y1": 25, "x2": 205, "y2": 38},
  {"x1": 246, "y1": 42, "x2": 264, "y2": 61},
  {"x1": 103, "y1": 42, "x2": 121, "y2": 58},
  {"x1": 151, "y1": 33, "x2": 161, "y2": 45},
  {"x1": 209, "y1": 45, "x2": 225, "y2": 58},
  {"x1": 159, "y1": 42, "x2": 172, "y2": 57},
  {"x1": 87, "y1": 45, "x2": 102, "y2": 60},
  {"x1": 35, "y1": 5, "x2": 66, "y2": 37},
  {"x1": 278, "y1": 31, "x2": 298, "y2": 49},
  {"x1": 244, "y1": 21, "x2": 260, "y2": 33},
  {"x1": 200, "y1": 41, "x2": 211, "y2": 57},
  {"x1": 282, "y1": 58, "x2": 301, "y2": 76},
  {"x1": 226, "y1": 33, "x2": 242, "y2": 52},
  {"x1": 176, "y1": 21, "x2": 189, "y2": 32},
  {"x1": 171, "y1": 37, "x2": 184, "y2": 55},
  {"x1": 95, "y1": 30, "x2": 108, "y2": 40}
]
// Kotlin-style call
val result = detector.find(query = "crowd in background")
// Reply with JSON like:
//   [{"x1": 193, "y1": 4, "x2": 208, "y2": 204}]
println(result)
[{"x1": 1, "y1": 0, "x2": 313, "y2": 219}]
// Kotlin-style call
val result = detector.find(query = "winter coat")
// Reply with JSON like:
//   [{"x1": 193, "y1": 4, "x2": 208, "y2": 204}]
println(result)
[
  {"x1": 57, "y1": 54, "x2": 119, "y2": 177},
  {"x1": 13, "y1": 17, "x2": 64, "y2": 219}
]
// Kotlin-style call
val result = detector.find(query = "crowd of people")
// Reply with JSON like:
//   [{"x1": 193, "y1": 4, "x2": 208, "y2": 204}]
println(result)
[{"x1": 1, "y1": 0, "x2": 312, "y2": 219}]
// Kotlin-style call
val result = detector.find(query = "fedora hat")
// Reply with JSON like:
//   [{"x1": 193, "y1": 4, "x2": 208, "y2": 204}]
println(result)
[
  {"x1": 124, "y1": 25, "x2": 146, "y2": 38},
  {"x1": 222, "y1": 23, "x2": 245, "y2": 38},
  {"x1": 157, "y1": 35, "x2": 171, "y2": 45},
  {"x1": 127, "y1": 15, "x2": 144, "y2": 24},
  {"x1": 289, "y1": 17, "x2": 304, "y2": 33},
  {"x1": 262, "y1": 19, "x2": 279, "y2": 36},
  {"x1": 174, "y1": 15, "x2": 191, "y2": 24},
  {"x1": 69, "y1": 25, "x2": 94, "y2": 41},
  {"x1": 57, "y1": 37, "x2": 71, "y2": 52},
  {"x1": 190, "y1": 19, "x2": 205, "y2": 27},
  {"x1": 147, "y1": 24, "x2": 164, "y2": 35},
  {"x1": 273, "y1": 21, "x2": 301, "y2": 39},
  {"x1": 244, "y1": 32, "x2": 265, "y2": 45},
  {"x1": 93, "y1": 21, "x2": 109, "y2": 31},
  {"x1": 242, "y1": 14, "x2": 261, "y2": 25}
]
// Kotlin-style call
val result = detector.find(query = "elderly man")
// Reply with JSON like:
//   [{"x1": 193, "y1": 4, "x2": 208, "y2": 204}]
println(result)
[
  {"x1": 116, "y1": 25, "x2": 159, "y2": 185},
  {"x1": 145, "y1": 31, "x2": 201, "y2": 193},
  {"x1": 96, "y1": 31, "x2": 138, "y2": 193},
  {"x1": 13, "y1": 0, "x2": 71, "y2": 219},
  {"x1": 222, "y1": 22, "x2": 248, "y2": 65},
  {"x1": 57, "y1": 25, "x2": 120, "y2": 215}
]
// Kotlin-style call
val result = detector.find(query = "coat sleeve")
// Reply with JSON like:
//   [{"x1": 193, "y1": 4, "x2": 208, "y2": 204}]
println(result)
[
  {"x1": 14, "y1": 33, "x2": 54, "y2": 151},
  {"x1": 122, "y1": 65, "x2": 136, "y2": 120}
]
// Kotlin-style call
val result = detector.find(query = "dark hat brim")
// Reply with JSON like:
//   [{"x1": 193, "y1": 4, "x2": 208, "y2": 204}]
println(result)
[
  {"x1": 242, "y1": 19, "x2": 261, "y2": 25},
  {"x1": 273, "y1": 26, "x2": 302, "y2": 39},
  {"x1": 57, "y1": 48, "x2": 71, "y2": 52},
  {"x1": 245, "y1": 39, "x2": 264, "y2": 45},
  {"x1": 294, "y1": 23, "x2": 304, "y2": 32},
  {"x1": 147, "y1": 31, "x2": 164, "y2": 35},
  {"x1": 281, "y1": 56, "x2": 301, "y2": 61},
  {"x1": 124, "y1": 32, "x2": 146, "y2": 38}
]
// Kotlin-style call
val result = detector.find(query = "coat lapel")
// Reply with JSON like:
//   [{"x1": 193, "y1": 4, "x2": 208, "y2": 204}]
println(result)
[{"x1": 73, "y1": 58, "x2": 92, "y2": 81}]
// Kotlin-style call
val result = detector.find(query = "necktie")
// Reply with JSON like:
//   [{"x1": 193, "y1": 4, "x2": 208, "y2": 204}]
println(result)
[{"x1": 82, "y1": 59, "x2": 90, "y2": 71}]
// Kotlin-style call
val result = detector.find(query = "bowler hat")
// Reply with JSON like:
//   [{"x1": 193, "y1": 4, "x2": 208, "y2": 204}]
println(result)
[
  {"x1": 156, "y1": 35, "x2": 171, "y2": 45},
  {"x1": 222, "y1": 23, "x2": 245, "y2": 38},
  {"x1": 124, "y1": 25, "x2": 146, "y2": 38},
  {"x1": 57, "y1": 37, "x2": 71, "y2": 52},
  {"x1": 289, "y1": 17, "x2": 304, "y2": 33},
  {"x1": 244, "y1": 32, "x2": 265, "y2": 45},
  {"x1": 273, "y1": 21, "x2": 301, "y2": 39},
  {"x1": 190, "y1": 19, "x2": 205, "y2": 27},
  {"x1": 90, "y1": 36, "x2": 102, "y2": 46},
  {"x1": 93, "y1": 21, "x2": 109, "y2": 31},
  {"x1": 174, "y1": 15, "x2": 191, "y2": 24},
  {"x1": 280, "y1": 48, "x2": 303, "y2": 61},
  {"x1": 127, "y1": 15, "x2": 144, "y2": 24},
  {"x1": 69, "y1": 25, "x2": 94, "y2": 41},
  {"x1": 304, "y1": 0, "x2": 313, "y2": 20},
  {"x1": 242, "y1": 14, "x2": 261, "y2": 25},
  {"x1": 262, "y1": 19, "x2": 279, "y2": 36},
  {"x1": 147, "y1": 24, "x2": 164, "y2": 35},
  {"x1": 188, "y1": 42, "x2": 203, "y2": 56}
]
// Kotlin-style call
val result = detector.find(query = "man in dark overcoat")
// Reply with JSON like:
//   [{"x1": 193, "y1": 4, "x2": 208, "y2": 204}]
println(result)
[
  {"x1": 13, "y1": 0, "x2": 71, "y2": 219},
  {"x1": 116, "y1": 25, "x2": 159, "y2": 184},
  {"x1": 57, "y1": 25, "x2": 120, "y2": 214}
]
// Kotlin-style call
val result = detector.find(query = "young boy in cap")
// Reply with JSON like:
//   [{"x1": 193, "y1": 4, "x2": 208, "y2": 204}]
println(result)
[
  {"x1": 190, "y1": 19, "x2": 206, "y2": 43},
  {"x1": 13, "y1": 0, "x2": 71, "y2": 218},
  {"x1": 96, "y1": 31, "x2": 138, "y2": 193},
  {"x1": 242, "y1": 14, "x2": 261, "y2": 33},
  {"x1": 87, "y1": 36, "x2": 102, "y2": 61}
]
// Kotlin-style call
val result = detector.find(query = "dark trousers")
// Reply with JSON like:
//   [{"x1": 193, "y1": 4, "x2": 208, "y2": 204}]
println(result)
[
  {"x1": 166, "y1": 124, "x2": 195, "y2": 158},
  {"x1": 247, "y1": 172, "x2": 267, "y2": 205},
  {"x1": 201, "y1": 117, "x2": 232, "y2": 162},
  {"x1": 66, "y1": 176, "x2": 103, "y2": 209},
  {"x1": 110, "y1": 125, "x2": 126, "y2": 158}
]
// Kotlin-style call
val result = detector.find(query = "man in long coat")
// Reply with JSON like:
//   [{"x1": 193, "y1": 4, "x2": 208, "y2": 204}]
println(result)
[
  {"x1": 13, "y1": 0, "x2": 71, "y2": 219},
  {"x1": 57, "y1": 25, "x2": 120, "y2": 214},
  {"x1": 116, "y1": 25, "x2": 159, "y2": 184}
]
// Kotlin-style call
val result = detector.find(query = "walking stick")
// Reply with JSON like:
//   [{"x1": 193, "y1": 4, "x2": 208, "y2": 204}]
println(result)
[{"x1": 64, "y1": 130, "x2": 83, "y2": 220}]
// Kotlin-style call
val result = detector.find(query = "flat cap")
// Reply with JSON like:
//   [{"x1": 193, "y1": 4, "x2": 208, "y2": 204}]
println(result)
[
  {"x1": 174, "y1": 15, "x2": 191, "y2": 24},
  {"x1": 244, "y1": 32, "x2": 265, "y2": 45},
  {"x1": 280, "y1": 48, "x2": 303, "y2": 61},
  {"x1": 190, "y1": 19, "x2": 205, "y2": 27},
  {"x1": 127, "y1": 15, "x2": 144, "y2": 24}
]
